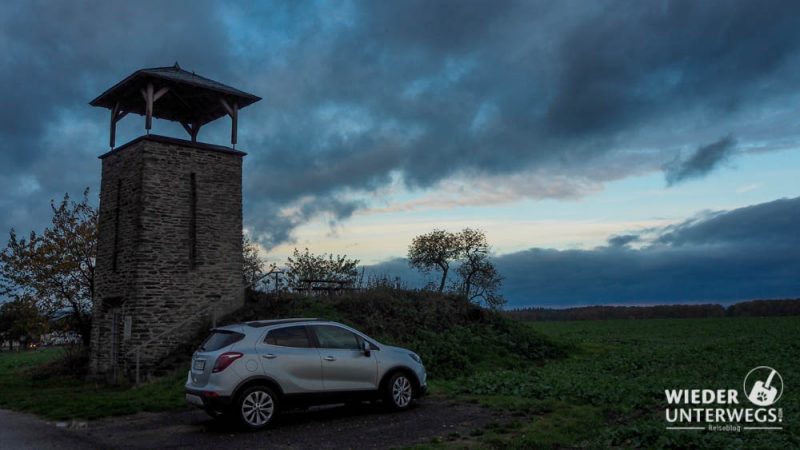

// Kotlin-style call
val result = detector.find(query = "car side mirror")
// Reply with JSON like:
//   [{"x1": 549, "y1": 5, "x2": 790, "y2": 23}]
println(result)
[{"x1": 361, "y1": 340, "x2": 371, "y2": 357}]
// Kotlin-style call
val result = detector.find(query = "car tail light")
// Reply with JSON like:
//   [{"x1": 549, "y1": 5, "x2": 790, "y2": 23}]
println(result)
[{"x1": 212, "y1": 352, "x2": 243, "y2": 373}]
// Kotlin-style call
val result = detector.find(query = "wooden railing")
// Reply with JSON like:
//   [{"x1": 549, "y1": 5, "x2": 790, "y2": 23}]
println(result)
[{"x1": 124, "y1": 304, "x2": 219, "y2": 385}]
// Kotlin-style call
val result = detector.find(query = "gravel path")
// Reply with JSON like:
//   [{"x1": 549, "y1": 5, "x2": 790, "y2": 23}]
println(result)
[
  {"x1": 70, "y1": 397, "x2": 500, "y2": 449},
  {"x1": 0, "y1": 409, "x2": 101, "y2": 450}
]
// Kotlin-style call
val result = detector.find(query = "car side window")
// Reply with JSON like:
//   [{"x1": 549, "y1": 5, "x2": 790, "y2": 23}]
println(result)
[
  {"x1": 313, "y1": 325, "x2": 360, "y2": 350},
  {"x1": 265, "y1": 325, "x2": 312, "y2": 348}
]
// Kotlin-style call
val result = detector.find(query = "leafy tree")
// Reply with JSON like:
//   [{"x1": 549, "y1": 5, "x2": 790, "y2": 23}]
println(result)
[
  {"x1": 243, "y1": 236, "x2": 282, "y2": 292},
  {"x1": 408, "y1": 229, "x2": 461, "y2": 293},
  {"x1": 0, "y1": 296, "x2": 47, "y2": 350},
  {"x1": 285, "y1": 248, "x2": 359, "y2": 292},
  {"x1": 0, "y1": 190, "x2": 96, "y2": 346},
  {"x1": 457, "y1": 252, "x2": 505, "y2": 309},
  {"x1": 409, "y1": 228, "x2": 505, "y2": 308},
  {"x1": 453, "y1": 228, "x2": 504, "y2": 308},
  {"x1": 243, "y1": 236, "x2": 266, "y2": 287}
]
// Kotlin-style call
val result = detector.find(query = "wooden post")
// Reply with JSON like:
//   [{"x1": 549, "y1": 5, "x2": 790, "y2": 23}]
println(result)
[
  {"x1": 153, "y1": 86, "x2": 169, "y2": 102},
  {"x1": 140, "y1": 84, "x2": 169, "y2": 134},
  {"x1": 135, "y1": 348, "x2": 140, "y2": 386},
  {"x1": 109, "y1": 102, "x2": 128, "y2": 148},
  {"x1": 220, "y1": 98, "x2": 239, "y2": 146},
  {"x1": 180, "y1": 121, "x2": 202, "y2": 142},
  {"x1": 110, "y1": 102, "x2": 119, "y2": 148},
  {"x1": 145, "y1": 83, "x2": 154, "y2": 131},
  {"x1": 192, "y1": 124, "x2": 201, "y2": 142},
  {"x1": 231, "y1": 102, "x2": 238, "y2": 146}
]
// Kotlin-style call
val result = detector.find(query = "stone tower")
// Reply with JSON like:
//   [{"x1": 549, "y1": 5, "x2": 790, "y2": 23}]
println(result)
[{"x1": 88, "y1": 64, "x2": 260, "y2": 379}]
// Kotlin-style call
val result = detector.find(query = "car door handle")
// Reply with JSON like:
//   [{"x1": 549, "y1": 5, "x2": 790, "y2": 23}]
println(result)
[
  {"x1": 323, "y1": 356, "x2": 336, "y2": 361},
  {"x1": 262, "y1": 354, "x2": 277, "y2": 359}
]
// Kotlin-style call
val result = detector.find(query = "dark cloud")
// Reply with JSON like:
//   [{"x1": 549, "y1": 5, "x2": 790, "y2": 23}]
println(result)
[
  {"x1": 362, "y1": 257, "x2": 428, "y2": 288},
  {"x1": 0, "y1": 0, "x2": 237, "y2": 235},
  {"x1": 237, "y1": 0, "x2": 800, "y2": 244},
  {"x1": 607, "y1": 234, "x2": 640, "y2": 248},
  {"x1": 2, "y1": 1, "x2": 800, "y2": 246},
  {"x1": 248, "y1": 195, "x2": 365, "y2": 247},
  {"x1": 546, "y1": 1, "x2": 800, "y2": 135},
  {"x1": 656, "y1": 197, "x2": 799, "y2": 247},
  {"x1": 497, "y1": 197, "x2": 800, "y2": 306},
  {"x1": 664, "y1": 136, "x2": 737, "y2": 185}
]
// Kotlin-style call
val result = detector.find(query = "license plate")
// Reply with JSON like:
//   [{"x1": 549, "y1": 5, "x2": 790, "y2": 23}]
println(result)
[
  {"x1": 193, "y1": 359, "x2": 205, "y2": 370},
  {"x1": 186, "y1": 393, "x2": 204, "y2": 407}
]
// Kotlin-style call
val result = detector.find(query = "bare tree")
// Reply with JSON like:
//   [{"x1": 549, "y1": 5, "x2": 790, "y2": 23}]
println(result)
[{"x1": 0, "y1": 189, "x2": 96, "y2": 346}]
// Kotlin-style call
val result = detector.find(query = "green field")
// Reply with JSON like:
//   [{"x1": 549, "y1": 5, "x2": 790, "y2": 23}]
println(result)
[
  {"x1": 0, "y1": 348, "x2": 186, "y2": 420},
  {"x1": 433, "y1": 316, "x2": 800, "y2": 449},
  {"x1": 2, "y1": 314, "x2": 798, "y2": 449}
]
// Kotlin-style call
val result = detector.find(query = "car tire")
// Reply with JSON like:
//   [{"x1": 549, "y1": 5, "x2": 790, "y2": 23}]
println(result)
[
  {"x1": 236, "y1": 385, "x2": 279, "y2": 430},
  {"x1": 384, "y1": 372, "x2": 414, "y2": 411}
]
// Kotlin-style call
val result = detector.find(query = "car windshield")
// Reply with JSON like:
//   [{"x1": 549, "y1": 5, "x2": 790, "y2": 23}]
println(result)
[{"x1": 200, "y1": 330, "x2": 244, "y2": 351}]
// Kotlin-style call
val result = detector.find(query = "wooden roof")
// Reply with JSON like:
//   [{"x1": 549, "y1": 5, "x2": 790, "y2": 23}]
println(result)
[{"x1": 89, "y1": 63, "x2": 261, "y2": 127}]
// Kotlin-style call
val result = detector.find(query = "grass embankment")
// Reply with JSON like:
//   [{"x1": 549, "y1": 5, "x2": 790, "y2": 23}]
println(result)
[
  {"x1": 0, "y1": 289, "x2": 561, "y2": 421},
  {"x1": 235, "y1": 290, "x2": 564, "y2": 380},
  {"x1": 425, "y1": 316, "x2": 800, "y2": 449}
]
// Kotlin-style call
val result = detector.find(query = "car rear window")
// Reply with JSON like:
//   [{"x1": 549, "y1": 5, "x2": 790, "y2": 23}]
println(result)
[
  {"x1": 200, "y1": 330, "x2": 244, "y2": 351},
  {"x1": 265, "y1": 326, "x2": 312, "y2": 348}
]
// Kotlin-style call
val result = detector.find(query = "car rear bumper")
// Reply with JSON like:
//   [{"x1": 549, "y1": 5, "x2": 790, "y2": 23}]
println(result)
[{"x1": 185, "y1": 388, "x2": 232, "y2": 411}]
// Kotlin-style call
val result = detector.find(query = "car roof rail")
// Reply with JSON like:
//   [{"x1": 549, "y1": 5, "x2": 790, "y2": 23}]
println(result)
[{"x1": 244, "y1": 318, "x2": 323, "y2": 328}]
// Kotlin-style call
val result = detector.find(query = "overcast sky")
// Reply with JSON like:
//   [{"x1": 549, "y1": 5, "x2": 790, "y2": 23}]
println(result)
[{"x1": 1, "y1": 0, "x2": 798, "y2": 307}]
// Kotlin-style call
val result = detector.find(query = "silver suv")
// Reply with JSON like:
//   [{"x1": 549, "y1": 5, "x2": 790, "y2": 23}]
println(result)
[{"x1": 185, "y1": 318, "x2": 427, "y2": 429}]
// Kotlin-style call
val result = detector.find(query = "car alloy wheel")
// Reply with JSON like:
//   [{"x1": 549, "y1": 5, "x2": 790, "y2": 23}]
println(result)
[
  {"x1": 238, "y1": 386, "x2": 277, "y2": 429},
  {"x1": 391, "y1": 374, "x2": 413, "y2": 408}
]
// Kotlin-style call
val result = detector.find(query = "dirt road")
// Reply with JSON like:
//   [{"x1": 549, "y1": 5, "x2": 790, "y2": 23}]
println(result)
[
  {"x1": 0, "y1": 409, "x2": 97, "y2": 450},
  {"x1": 64, "y1": 397, "x2": 498, "y2": 449}
]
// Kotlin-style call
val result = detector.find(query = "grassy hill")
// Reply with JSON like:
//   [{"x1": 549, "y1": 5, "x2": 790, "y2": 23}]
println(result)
[
  {"x1": 1, "y1": 288, "x2": 563, "y2": 420},
  {"x1": 229, "y1": 289, "x2": 564, "y2": 379}
]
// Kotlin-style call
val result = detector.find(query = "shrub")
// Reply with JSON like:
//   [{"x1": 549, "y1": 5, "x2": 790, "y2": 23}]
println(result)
[{"x1": 27, "y1": 345, "x2": 88, "y2": 380}]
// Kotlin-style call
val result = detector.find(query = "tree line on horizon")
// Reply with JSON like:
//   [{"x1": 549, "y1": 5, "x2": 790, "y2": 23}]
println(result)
[{"x1": 506, "y1": 299, "x2": 800, "y2": 321}]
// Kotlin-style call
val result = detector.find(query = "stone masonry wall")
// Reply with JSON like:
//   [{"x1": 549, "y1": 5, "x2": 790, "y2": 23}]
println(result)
[{"x1": 90, "y1": 135, "x2": 245, "y2": 379}]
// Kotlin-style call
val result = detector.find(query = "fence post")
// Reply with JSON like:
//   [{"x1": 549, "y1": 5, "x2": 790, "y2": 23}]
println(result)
[{"x1": 135, "y1": 348, "x2": 140, "y2": 386}]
